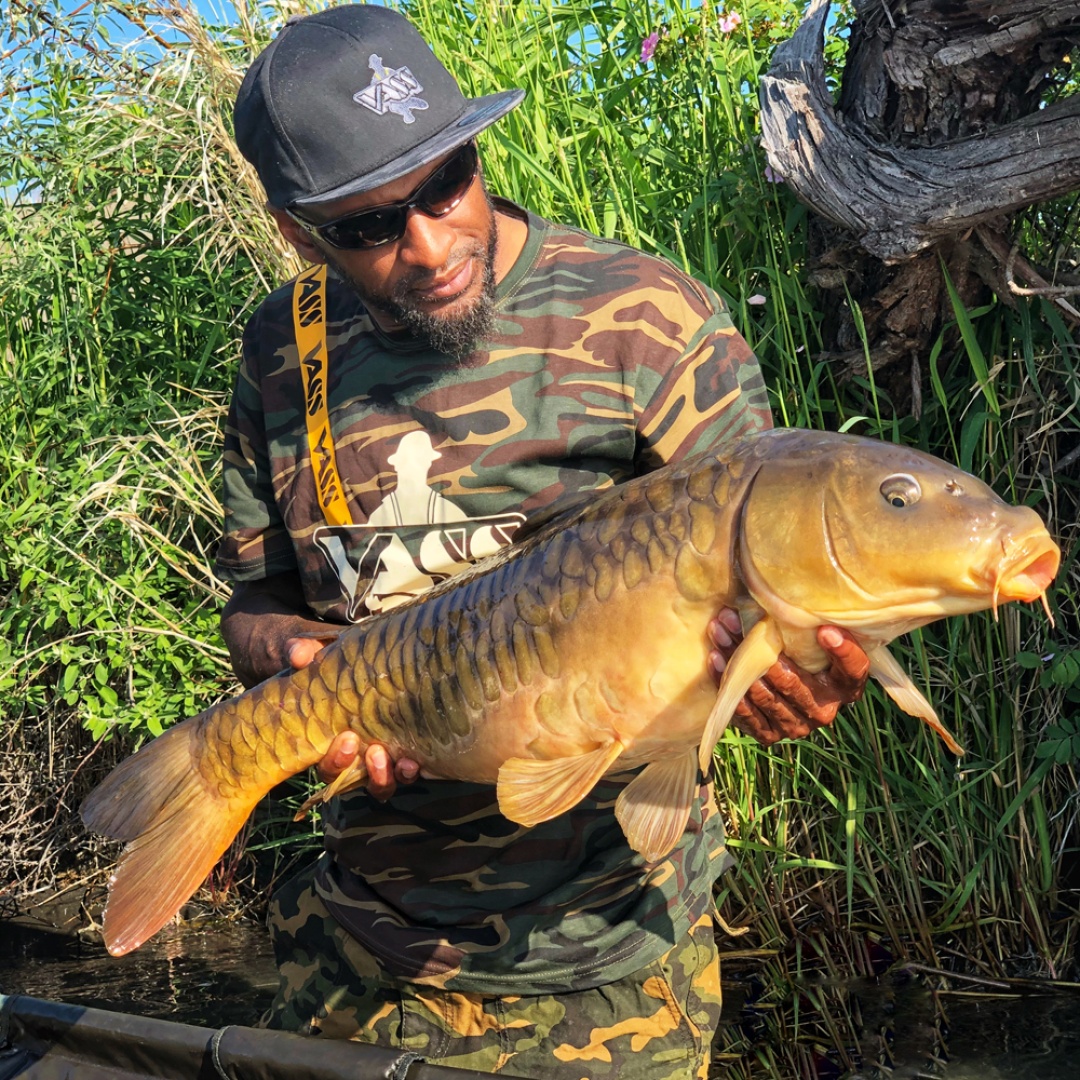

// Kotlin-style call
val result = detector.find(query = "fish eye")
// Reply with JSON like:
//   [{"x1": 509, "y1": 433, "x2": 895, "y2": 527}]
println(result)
[{"x1": 880, "y1": 473, "x2": 921, "y2": 508}]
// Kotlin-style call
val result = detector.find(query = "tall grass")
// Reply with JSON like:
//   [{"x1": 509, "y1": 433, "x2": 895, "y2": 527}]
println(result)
[{"x1": 2, "y1": 0, "x2": 1079, "y2": 1068}]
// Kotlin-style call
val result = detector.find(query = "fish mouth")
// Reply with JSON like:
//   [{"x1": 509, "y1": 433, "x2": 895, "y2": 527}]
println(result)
[{"x1": 991, "y1": 534, "x2": 1061, "y2": 619}]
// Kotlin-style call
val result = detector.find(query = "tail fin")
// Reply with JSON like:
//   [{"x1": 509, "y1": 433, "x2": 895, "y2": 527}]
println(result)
[{"x1": 81, "y1": 717, "x2": 259, "y2": 956}]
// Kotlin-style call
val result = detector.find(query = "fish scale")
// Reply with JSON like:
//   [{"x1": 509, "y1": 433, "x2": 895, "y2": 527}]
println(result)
[{"x1": 81, "y1": 429, "x2": 1060, "y2": 956}]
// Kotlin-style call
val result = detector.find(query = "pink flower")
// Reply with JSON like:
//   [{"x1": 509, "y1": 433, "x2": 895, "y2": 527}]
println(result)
[
  {"x1": 641, "y1": 31, "x2": 659, "y2": 62},
  {"x1": 764, "y1": 164, "x2": 784, "y2": 184},
  {"x1": 747, "y1": 294, "x2": 767, "y2": 306},
  {"x1": 718, "y1": 10, "x2": 742, "y2": 34}
]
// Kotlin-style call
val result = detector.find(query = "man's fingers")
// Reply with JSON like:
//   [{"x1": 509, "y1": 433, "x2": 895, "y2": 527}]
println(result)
[
  {"x1": 816, "y1": 626, "x2": 871, "y2": 702},
  {"x1": 729, "y1": 710, "x2": 779, "y2": 745},
  {"x1": 707, "y1": 614, "x2": 869, "y2": 746},
  {"x1": 730, "y1": 700, "x2": 791, "y2": 745},
  {"x1": 710, "y1": 644, "x2": 830, "y2": 740},
  {"x1": 746, "y1": 674, "x2": 821, "y2": 734},
  {"x1": 316, "y1": 734, "x2": 421, "y2": 799},
  {"x1": 395, "y1": 758, "x2": 420, "y2": 785},
  {"x1": 365, "y1": 743, "x2": 396, "y2": 801},
  {"x1": 317, "y1": 730, "x2": 361, "y2": 783},
  {"x1": 286, "y1": 636, "x2": 326, "y2": 670},
  {"x1": 708, "y1": 620, "x2": 735, "y2": 651},
  {"x1": 365, "y1": 746, "x2": 423, "y2": 798},
  {"x1": 709, "y1": 609, "x2": 741, "y2": 648}
]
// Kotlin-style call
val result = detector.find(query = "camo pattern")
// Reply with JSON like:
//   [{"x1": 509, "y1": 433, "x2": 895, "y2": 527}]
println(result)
[
  {"x1": 265, "y1": 862, "x2": 722, "y2": 1080},
  {"x1": 215, "y1": 199, "x2": 770, "y2": 622},
  {"x1": 312, "y1": 774, "x2": 731, "y2": 994},
  {"x1": 216, "y1": 199, "x2": 768, "y2": 997}
]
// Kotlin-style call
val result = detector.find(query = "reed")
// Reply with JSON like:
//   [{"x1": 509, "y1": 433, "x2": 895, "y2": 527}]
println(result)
[{"x1": 2, "y1": 2, "x2": 1078, "y2": 1064}]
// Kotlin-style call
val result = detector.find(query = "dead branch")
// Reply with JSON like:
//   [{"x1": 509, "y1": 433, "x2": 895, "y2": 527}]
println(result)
[{"x1": 760, "y1": 0, "x2": 1080, "y2": 264}]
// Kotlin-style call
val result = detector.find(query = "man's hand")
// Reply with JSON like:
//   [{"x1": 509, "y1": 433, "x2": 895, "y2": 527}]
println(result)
[
  {"x1": 317, "y1": 731, "x2": 421, "y2": 802},
  {"x1": 284, "y1": 641, "x2": 422, "y2": 803},
  {"x1": 284, "y1": 634, "x2": 330, "y2": 672},
  {"x1": 221, "y1": 572, "x2": 340, "y2": 688},
  {"x1": 708, "y1": 608, "x2": 869, "y2": 745}
]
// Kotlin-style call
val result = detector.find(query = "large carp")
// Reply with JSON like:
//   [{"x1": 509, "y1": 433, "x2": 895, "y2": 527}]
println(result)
[{"x1": 82, "y1": 429, "x2": 1059, "y2": 956}]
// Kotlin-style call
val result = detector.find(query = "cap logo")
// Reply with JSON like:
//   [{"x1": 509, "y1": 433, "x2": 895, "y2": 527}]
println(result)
[{"x1": 353, "y1": 54, "x2": 428, "y2": 124}]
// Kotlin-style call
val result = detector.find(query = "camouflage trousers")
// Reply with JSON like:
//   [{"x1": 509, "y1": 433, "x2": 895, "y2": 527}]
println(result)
[{"x1": 263, "y1": 863, "x2": 723, "y2": 1080}]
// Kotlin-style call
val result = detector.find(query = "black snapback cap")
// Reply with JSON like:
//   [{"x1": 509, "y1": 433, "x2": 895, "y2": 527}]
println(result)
[{"x1": 234, "y1": 4, "x2": 524, "y2": 208}]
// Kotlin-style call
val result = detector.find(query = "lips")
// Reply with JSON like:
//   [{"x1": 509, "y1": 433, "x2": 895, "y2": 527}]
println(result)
[
  {"x1": 992, "y1": 534, "x2": 1061, "y2": 608},
  {"x1": 409, "y1": 256, "x2": 475, "y2": 304}
]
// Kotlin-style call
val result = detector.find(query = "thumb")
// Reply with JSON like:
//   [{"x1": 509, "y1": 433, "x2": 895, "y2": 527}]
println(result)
[
  {"x1": 319, "y1": 731, "x2": 362, "y2": 782},
  {"x1": 286, "y1": 636, "x2": 324, "y2": 670}
]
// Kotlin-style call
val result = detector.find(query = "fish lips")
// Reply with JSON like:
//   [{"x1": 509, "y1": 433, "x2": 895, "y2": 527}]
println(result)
[{"x1": 990, "y1": 534, "x2": 1061, "y2": 605}]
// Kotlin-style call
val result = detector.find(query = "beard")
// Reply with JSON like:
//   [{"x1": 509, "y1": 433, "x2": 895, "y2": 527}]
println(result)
[{"x1": 327, "y1": 188, "x2": 500, "y2": 362}]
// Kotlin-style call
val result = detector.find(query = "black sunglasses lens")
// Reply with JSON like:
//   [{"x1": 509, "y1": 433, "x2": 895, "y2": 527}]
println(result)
[
  {"x1": 325, "y1": 207, "x2": 405, "y2": 249},
  {"x1": 323, "y1": 144, "x2": 478, "y2": 249},
  {"x1": 421, "y1": 143, "x2": 478, "y2": 213}
]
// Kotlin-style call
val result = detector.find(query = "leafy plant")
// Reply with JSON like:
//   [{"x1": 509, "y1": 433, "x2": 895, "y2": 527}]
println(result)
[{"x1": 2, "y1": 7, "x2": 1078, "y2": 1067}]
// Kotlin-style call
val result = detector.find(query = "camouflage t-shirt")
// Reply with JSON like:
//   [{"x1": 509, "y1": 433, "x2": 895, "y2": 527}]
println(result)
[{"x1": 215, "y1": 200, "x2": 771, "y2": 994}]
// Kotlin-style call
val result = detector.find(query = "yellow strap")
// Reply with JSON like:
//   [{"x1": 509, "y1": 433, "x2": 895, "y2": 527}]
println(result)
[{"x1": 292, "y1": 264, "x2": 353, "y2": 527}]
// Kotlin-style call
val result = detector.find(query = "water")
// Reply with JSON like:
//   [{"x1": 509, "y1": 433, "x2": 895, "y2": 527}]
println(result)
[
  {"x1": 922, "y1": 994, "x2": 1080, "y2": 1080},
  {"x1": 3, "y1": 918, "x2": 1080, "y2": 1078},
  {"x1": 720, "y1": 963, "x2": 1080, "y2": 1080},
  {"x1": 0, "y1": 917, "x2": 278, "y2": 1028}
]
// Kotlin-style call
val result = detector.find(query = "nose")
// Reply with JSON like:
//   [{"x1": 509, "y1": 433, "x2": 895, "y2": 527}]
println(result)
[{"x1": 396, "y1": 207, "x2": 456, "y2": 271}]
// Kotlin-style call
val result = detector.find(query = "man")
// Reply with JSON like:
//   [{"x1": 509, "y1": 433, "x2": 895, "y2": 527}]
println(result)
[{"x1": 216, "y1": 6, "x2": 868, "y2": 1077}]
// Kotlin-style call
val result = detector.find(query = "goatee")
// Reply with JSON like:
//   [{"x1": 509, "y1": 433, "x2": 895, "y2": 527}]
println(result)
[
  {"x1": 330, "y1": 193, "x2": 500, "y2": 362},
  {"x1": 380, "y1": 234, "x2": 498, "y2": 361}
]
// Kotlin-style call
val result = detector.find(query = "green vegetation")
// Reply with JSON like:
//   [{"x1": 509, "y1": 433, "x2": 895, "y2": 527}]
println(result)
[{"x1": 2, "y1": 0, "x2": 1078, "y2": 1072}]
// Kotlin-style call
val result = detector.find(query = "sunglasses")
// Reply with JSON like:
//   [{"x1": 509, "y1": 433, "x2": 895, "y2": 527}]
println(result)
[{"x1": 287, "y1": 142, "x2": 480, "y2": 251}]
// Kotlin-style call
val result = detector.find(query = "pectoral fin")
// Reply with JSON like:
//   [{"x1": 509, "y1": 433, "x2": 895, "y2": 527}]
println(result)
[
  {"x1": 699, "y1": 617, "x2": 784, "y2": 773},
  {"x1": 615, "y1": 751, "x2": 699, "y2": 863},
  {"x1": 498, "y1": 740, "x2": 626, "y2": 827},
  {"x1": 867, "y1": 644, "x2": 965, "y2": 755}
]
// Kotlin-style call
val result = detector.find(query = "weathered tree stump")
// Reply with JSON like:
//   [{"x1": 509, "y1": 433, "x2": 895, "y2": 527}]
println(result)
[{"x1": 760, "y1": 0, "x2": 1080, "y2": 404}]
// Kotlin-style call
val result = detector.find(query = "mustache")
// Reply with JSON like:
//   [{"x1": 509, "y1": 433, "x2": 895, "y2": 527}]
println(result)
[{"x1": 391, "y1": 243, "x2": 485, "y2": 300}]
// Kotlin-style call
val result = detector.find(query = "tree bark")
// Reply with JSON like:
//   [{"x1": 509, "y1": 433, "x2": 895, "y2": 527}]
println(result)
[{"x1": 760, "y1": 0, "x2": 1080, "y2": 401}]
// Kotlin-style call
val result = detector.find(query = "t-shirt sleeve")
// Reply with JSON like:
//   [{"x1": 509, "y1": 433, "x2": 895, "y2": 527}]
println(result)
[
  {"x1": 633, "y1": 272, "x2": 772, "y2": 471},
  {"x1": 213, "y1": 306, "x2": 299, "y2": 583}
]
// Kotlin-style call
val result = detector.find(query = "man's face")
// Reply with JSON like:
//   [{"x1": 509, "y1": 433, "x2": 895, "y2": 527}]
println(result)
[{"x1": 300, "y1": 150, "x2": 500, "y2": 359}]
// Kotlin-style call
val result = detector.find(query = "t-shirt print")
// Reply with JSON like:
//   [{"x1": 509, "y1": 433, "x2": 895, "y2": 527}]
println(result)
[{"x1": 313, "y1": 431, "x2": 525, "y2": 619}]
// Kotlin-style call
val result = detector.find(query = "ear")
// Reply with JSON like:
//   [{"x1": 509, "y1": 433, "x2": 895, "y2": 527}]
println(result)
[{"x1": 269, "y1": 207, "x2": 327, "y2": 265}]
